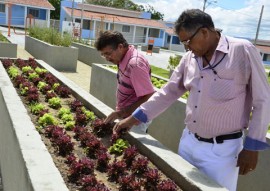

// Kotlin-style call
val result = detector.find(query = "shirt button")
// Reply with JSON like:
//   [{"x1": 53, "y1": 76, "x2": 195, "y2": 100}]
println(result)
[{"x1": 193, "y1": 120, "x2": 196, "y2": 123}]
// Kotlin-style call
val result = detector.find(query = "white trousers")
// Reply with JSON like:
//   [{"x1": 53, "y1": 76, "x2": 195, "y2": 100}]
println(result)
[{"x1": 178, "y1": 128, "x2": 243, "y2": 191}]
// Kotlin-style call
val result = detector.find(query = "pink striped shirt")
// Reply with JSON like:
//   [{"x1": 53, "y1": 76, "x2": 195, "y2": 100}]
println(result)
[
  {"x1": 133, "y1": 34, "x2": 270, "y2": 149},
  {"x1": 116, "y1": 45, "x2": 154, "y2": 112}
]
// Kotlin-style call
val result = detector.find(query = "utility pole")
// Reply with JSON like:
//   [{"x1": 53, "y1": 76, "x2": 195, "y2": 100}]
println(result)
[
  {"x1": 203, "y1": 0, "x2": 217, "y2": 12},
  {"x1": 71, "y1": 0, "x2": 75, "y2": 25},
  {"x1": 80, "y1": 0, "x2": 84, "y2": 40},
  {"x1": 203, "y1": 0, "x2": 207, "y2": 12},
  {"x1": 254, "y1": 5, "x2": 264, "y2": 45}
]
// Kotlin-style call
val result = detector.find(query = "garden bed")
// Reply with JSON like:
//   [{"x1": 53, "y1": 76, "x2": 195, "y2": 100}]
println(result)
[
  {"x1": 0, "y1": 60, "x2": 180, "y2": 190},
  {"x1": 1, "y1": 57, "x2": 228, "y2": 190}
]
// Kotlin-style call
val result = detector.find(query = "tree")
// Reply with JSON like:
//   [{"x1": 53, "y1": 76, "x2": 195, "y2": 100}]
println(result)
[
  {"x1": 143, "y1": 4, "x2": 164, "y2": 20},
  {"x1": 86, "y1": 0, "x2": 163, "y2": 20},
  {"x1": 49, "y1": 0, "x2": 61, "y2": 20}
]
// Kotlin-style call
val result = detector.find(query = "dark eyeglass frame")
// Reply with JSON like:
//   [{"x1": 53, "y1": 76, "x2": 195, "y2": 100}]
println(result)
[{"x1": 181, "y1": 26, "x2": 205, "y2": 46}]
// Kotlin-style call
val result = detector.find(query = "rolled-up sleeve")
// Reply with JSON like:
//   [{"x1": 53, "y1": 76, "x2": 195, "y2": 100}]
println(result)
[{"x1": 244, "y1": 44, "x2": 270, "y2": 150}]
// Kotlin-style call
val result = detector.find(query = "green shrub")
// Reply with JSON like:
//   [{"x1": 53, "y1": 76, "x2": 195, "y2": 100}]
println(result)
[
  {"x1": 0, "y1": 32, "x2": 9, "y2": 42},
  {"x1": 28, "y1": 27, "x2": 72, "y2": 47},
  {"x1": 167, "y1": 55, "x2": 181, "y2": 70}
]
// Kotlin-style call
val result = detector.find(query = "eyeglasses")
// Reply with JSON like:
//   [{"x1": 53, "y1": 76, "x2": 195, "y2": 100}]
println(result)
[
  {"x1": 101, "y1": 49, "x2": 116, "y2": 58},
  {"x1": 181, "y1": 26, "x2": 205, "y2": 46}
]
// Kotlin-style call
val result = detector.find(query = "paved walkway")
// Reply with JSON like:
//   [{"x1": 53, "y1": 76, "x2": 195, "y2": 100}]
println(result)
[{"x1": 0, "y1": 26, "x2": 184, "y2": 93}]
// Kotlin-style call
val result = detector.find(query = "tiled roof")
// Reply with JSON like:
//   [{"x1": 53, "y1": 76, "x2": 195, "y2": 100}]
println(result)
[
  {"x1": 165, "y1": 28, "x2": 175, "y2": 36},
  {"x1": 256, "y1": 45, "x2": 270, "y2": 54},
  {"x1": 4, "y1": 0, "x2": 55, "y2": 10},
  {"x1": 64, "y1": 7, "x2": 165, "y2": 29}
]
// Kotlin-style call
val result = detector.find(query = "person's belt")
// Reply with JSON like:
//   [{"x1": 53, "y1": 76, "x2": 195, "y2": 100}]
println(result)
[{"x1": 194, "y1": 131, "x2": 243, "y2": 144}]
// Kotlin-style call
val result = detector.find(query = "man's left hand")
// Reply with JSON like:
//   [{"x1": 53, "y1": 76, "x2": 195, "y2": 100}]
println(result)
[{"x1": 237, "y1": 149, "x2": 258, "y2": 175}]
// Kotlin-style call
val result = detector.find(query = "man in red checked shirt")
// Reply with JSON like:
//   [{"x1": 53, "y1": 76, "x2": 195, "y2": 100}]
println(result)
[{"x1": 95, "y1": 31, "x2": 155, "y2": 132}]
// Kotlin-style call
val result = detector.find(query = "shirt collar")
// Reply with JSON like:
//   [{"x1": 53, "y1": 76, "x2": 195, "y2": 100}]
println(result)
[
  {"x1": 118, "y1": 45, "x2": 135, "y2": 71},
  {"x1": 216, "y1": 33, "x2": 229, "y2": 54},
  {"x1": 193, "y1": 33, "x2": 229, "y2": 59}
]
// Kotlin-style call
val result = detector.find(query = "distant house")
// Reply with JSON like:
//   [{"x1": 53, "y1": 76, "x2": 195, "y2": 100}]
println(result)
[
  {"x1": 59, "y1": 0, "x2": 185, "y2": 51},
  {"x1": 0, "y1": 0, "x2": 54, "y2": 28},
  {"x1": 253, "y1": 40, "x2": 270, "y2": 65}
]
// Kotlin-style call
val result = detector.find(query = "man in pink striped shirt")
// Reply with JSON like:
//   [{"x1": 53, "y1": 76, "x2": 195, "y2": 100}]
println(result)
[
  {"x1": 113, "y1": 9, "x2": 270, "y2": 191},
  {"x1": 95, "y1": 31, "x2": 155, "y2": 131}
]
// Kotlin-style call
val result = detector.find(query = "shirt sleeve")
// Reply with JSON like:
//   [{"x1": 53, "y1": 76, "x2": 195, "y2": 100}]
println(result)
[
  {"x1": 244, "y1": 43, "x2": 270, "y2": 151},
  {"x1": 129, "y1": 59, "x2": 155, "y2": 97},
  {"x1": 133, "y1": 57, "x2": 188, "y2": 122}
]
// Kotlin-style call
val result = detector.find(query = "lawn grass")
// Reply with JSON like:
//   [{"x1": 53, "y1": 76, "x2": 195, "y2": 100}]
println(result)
[
  {"x1": 0, "y1": 32, "x2": 9, "y2": 42},
  {"x1": 150, "y1": 65, "x2": 169, "y2": 79},
  {"x1": 265, "y1": 65, "x2": 270, "y2": 70}
]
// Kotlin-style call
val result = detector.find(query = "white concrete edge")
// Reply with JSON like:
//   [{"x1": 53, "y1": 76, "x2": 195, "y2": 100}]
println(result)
[
  {"x1": 0, "y1": 61, "x2": 69, "y2": 190},
  {"x1": 1, "y1": 86, "x2": 69, "y2": 191}
]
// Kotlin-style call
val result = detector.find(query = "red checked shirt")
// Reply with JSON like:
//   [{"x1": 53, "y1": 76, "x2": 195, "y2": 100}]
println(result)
[
  {"x1": 133, "y1": 34, "x2": 270, "y2": 150},
  {"x1": 116, "y1": 45, "x2": 154, "y2": 112}
]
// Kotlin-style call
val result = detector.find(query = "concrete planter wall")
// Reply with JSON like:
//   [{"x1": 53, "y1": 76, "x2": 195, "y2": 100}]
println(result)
[
  {"x1": 0, "y1": 42, "x2": 17, "y2": 58},
  {"x1": 0, "y1": 59, "x2": 225, "y2": 191},
  {"x1": 90, "y1": 63, "x2": 270, "y2": 191},
  {"x1": 71, "y1": 42, "x2": 111, "y2": 66},
  {"x1": 25, "y1": 36, "x2": 78, "y2": 72},
  {"x1": 90, "y1": 64, "x2": 185, "y2": 153}
]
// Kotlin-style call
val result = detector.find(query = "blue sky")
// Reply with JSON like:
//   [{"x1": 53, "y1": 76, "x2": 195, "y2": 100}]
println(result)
[{"x1": 132, "y1": 0, "x2": 270, "y2": 40}]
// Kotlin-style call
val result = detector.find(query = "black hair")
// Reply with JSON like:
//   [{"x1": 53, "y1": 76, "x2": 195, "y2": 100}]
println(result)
[
  {"x1": 95, "y1": 30, "x2": 129, "y2": 50},
  {"x1": 174, "y1": 9, "x2": 215, "y2": 35}
]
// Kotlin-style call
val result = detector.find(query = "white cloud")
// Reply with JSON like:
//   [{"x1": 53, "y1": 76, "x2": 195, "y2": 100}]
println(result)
[{"x1": 133, "y1": 0, "x2": 270, "y2": 40}]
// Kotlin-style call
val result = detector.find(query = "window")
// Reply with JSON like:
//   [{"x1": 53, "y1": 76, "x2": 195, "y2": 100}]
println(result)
[
  {"x1": 0, "y1": 4, "x2": 5, "y2": 13},
  {"x1": 75, "y1": 18, "x2": 81, "y2": 23},
  {"x1": 122, "y1": 25, "x2": 130, "y2": 33},
  {"x1": 83, "y1": 20, "x2": 91, "y2": 30},
  {"x1": 105, "y1": 23, "x2": 113, "y2": 31},
  {"x1": 29, "y1": 9, "x2": 39, "y2": 18}
]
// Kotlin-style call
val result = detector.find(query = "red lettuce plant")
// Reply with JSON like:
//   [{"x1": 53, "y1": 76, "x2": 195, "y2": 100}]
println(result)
[
  {"x1": 157, "y1": 179, "x2": 178, "y2": 191},
  {"x1": 55, "y1": 85, "x2": 71, "y2": 98},
  {"x1": 118, "y1": 174, "x2": 141, "y2": 191},
  {"x1": 144, "y1": 168, "x2": 161, "y2": 189},
  {"x1": 45, "y1": 91, "x2": 57, "y2": 101},
  {"x1": 15, "y1": 58, "x2": 28, "y2": 69},
  {"x1": 107, "y1": 159, "x2": 127, "y2": 182},
  {"x1": 96, "y1": 150, "x2": 110, "y2": 172},
  {"x1": 70, "y1": 99, "x2": 83, "y2": 112},
  {"x1": 1, "y1": 58, "x2": 13, "y2": 69},
  {"x1": 68, "y1": 157, "x2": 95, "y2": 183},
  {"x1": 131, "y1": 156, "x2": 149, "y2": 175},
  {"x1": 28, "y1": 58, "x2": 38, "y2": 69},
  {"x1": 123, "y1": 145, "x2": 138, "y2": 167},
  {"x1": 44, "y1": 73, "x2": 59, "y2": 86}
]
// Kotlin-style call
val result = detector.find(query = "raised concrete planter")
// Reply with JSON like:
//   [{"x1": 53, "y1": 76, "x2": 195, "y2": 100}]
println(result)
[
  {"x1": 90, "y1": 63, "x2": 270, "y2": 191},
  {"x1": 0, "y1": 42, "x2": 17, "y2": 58},
  {"x1": 0, "y1": 59, "x2": 226, "y2": 191},
  {"x1": 141, "y1": 45, "x2": 160, "y2": 53},
  {"x1": 71, "y1": 42, "x2": 111, "y2": 66},
  {"x1": 25, "y1": 36, "x2": 78, "y2": 72}
]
